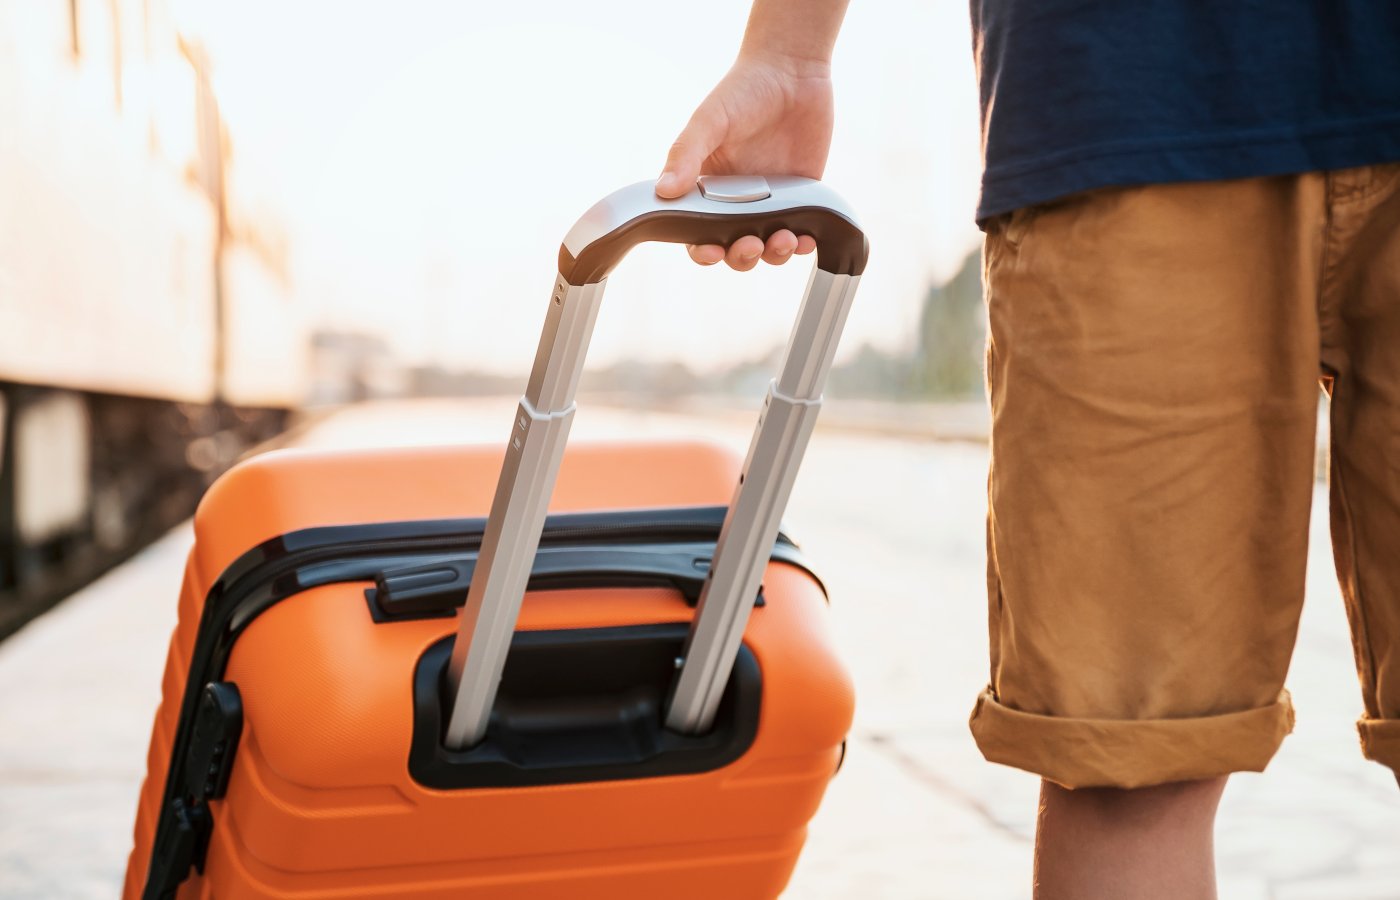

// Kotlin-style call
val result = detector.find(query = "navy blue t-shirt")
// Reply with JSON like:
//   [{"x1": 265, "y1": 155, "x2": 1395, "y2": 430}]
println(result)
[{"x1": 970, "y1": 1, "x2": 1400, "y2": 223}]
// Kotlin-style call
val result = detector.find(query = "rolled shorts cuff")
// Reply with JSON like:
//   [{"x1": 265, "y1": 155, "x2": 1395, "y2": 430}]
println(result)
[
  {"x1": 1358, "y1": 716, "x2": 1400, "y2": 775},
  {"x1": 968, "y1": 687, "x2": 1296, "y2": 789}
]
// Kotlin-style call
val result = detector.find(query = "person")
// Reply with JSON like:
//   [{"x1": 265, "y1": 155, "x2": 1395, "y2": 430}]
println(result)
[{"x1": 655, "y1": 2, "x2": 1400, "y2": 898}]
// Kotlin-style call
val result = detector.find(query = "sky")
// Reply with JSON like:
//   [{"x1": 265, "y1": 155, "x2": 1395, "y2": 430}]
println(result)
[{"x1": 178, "y1": 1, "x2": 983, "y2": 374}]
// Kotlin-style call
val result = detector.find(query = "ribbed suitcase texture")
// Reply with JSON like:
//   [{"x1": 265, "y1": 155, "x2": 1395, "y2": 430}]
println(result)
[{"x1": 125, "y1": 440, "x2": 855, "y2": 898}]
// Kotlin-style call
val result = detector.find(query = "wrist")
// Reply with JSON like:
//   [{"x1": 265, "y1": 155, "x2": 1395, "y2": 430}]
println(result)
[
  {"x1": 734, "y1": 45, "x2": 832, "y2": 79},
  {"x1": 737, "y1": 0, "x2": 846, "y2": 78}
]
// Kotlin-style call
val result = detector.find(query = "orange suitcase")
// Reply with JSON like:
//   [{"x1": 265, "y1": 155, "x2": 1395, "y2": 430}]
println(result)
[{"x1": 126, "y1": 176, "x2": 868, "y2": 899}]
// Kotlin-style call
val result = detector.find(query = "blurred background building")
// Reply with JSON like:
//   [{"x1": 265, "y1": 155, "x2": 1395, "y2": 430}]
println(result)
[
  {"x1": 0, "y1": 0, "x2": 305, "y2": 638},
  {"x1": 0, "y1": 0, "x2": 984, "y2": 637}
]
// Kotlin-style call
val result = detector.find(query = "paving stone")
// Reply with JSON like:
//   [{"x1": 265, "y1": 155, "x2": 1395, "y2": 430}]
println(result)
[{"x1": 0, "y1": 526, "x2": 187, "y2": 898}]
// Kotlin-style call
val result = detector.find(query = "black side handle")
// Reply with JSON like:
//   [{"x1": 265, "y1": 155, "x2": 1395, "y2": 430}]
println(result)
[{"x1": 366, "y1": 546, "x2": 764, "y2": 623}]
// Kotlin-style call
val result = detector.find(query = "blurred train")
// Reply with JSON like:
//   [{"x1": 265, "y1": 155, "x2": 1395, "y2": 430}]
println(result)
[{"x1": 0, "y1": 0, "x2": 307, "y2": 637}]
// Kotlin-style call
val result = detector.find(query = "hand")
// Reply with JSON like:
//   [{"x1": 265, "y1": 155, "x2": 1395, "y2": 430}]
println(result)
[{"x1": 655, "y1": 55, "x2": 833, "y2": 271}]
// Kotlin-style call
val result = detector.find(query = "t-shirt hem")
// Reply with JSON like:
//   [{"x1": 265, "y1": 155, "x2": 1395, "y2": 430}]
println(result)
[{"x1": 975, "y1": 121, "x2": 1400, "y2": 226}]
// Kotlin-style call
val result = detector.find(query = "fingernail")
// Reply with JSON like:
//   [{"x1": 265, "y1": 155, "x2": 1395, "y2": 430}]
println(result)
[
  {"x1": 741, "y1": 250, "x2": 759, "y2": 261},
  {"x1": 655, "y1": 171, "x2": 674, "y2": 191}
]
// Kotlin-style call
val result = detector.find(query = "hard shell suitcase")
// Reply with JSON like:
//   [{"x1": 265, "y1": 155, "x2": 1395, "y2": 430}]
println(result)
[{"x1": 125, "y1": 176, "x2": 868, "y2": 899}]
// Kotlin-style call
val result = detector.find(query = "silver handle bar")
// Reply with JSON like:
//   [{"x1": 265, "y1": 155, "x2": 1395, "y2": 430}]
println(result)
[{"x1": 444, "y1": 175, "x2": 868, "y2": 748}]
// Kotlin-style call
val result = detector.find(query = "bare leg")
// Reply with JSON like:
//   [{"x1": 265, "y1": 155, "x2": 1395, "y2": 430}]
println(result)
[{"x1": 1033, "y1": 777, "x2": 1228, "y2": 900}]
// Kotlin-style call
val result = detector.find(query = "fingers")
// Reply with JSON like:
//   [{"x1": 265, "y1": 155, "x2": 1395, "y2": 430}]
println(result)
[
  {"x1": 724, "y1": 235, "x2": 765, "y2": 272},
  {"x1": 686, "y1": 232, "x2": 816, "y2": 270},
  {"x1": 761, "y1": 229, "x2": 798, "y2": 265},
  {"x1": 687, "y1": 244, "x2": 726, "y2": 265},
  {"x1": 656, "y1": 105, "x2": 725, "y2": 199}
]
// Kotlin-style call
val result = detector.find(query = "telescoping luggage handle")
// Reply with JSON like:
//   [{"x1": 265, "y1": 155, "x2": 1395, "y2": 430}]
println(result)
[{"x1": 444, "y1": 175, "x2": 868, "y2": 749}]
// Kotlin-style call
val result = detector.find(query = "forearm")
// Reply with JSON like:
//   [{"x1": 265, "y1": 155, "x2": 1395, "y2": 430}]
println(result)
[{"x1": 739, "y1": 0, "x2": 851, "y2": 71}]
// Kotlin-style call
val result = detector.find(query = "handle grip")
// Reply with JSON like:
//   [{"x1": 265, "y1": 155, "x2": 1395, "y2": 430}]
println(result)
[
  {"x1": 558, "y1": 176, "x2": 869, "y2": 284},
  {"x1": 371, "y1": 546, "x2": 757, "y2": 620}
]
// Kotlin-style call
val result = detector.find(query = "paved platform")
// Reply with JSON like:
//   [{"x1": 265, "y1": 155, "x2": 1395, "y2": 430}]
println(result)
[{"x1": 1, "y1": 399, "x2": 1397, "y2": 898}]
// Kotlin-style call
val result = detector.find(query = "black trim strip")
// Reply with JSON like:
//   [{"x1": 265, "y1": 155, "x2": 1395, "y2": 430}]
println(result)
[
  {"x1": 366, "y1": 543, "x2": 769, "y2": 622},
  {"x1": 141, "y1": 506, "x2": 819, "y2": 899}
]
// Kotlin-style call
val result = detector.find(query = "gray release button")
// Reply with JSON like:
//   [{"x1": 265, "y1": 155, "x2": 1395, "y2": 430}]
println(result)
[{"x1": 697, "y1": 175, "x2": 772, "y2": 203}]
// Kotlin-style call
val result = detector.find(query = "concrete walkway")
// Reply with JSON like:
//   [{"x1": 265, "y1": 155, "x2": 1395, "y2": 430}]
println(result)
[{"x1": 1, "y1": 400, "x2": 1397, "y2": 898}]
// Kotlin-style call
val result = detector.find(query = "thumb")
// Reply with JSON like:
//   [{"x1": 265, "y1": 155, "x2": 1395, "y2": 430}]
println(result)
[{"x1": 656, "y1": 105, "x2": 724, "y2": 199}]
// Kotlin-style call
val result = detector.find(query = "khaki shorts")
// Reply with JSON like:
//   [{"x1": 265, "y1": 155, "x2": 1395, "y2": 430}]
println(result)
[{"x1": 969, "y1": 163, "x2": 1400, "y2": 789}]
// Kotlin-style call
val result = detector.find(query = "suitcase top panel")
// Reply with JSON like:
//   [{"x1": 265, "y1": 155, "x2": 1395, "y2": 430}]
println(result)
[{"x1": 193, "y1": 440, "x2": 741, "y2": 585}]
